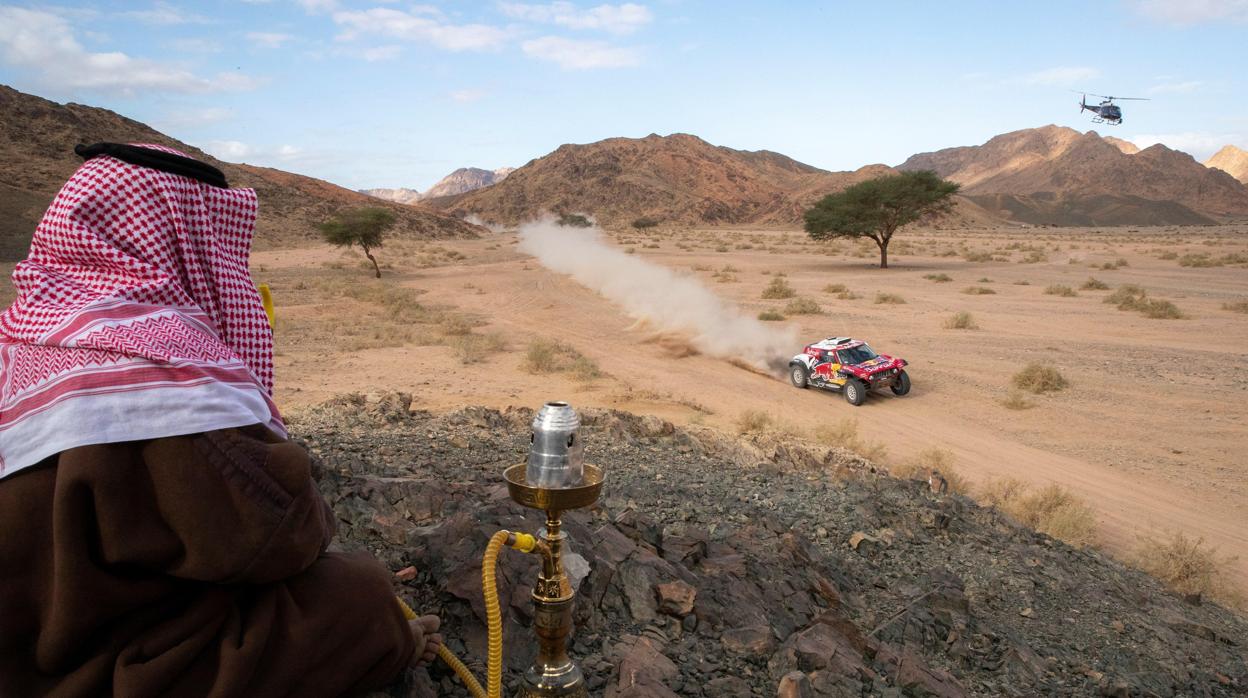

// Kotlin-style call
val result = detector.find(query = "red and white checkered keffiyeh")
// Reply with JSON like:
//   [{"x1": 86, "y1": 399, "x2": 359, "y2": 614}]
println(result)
[{"x1": 0, "y1": 144, "x2": 285, "y2": 478}]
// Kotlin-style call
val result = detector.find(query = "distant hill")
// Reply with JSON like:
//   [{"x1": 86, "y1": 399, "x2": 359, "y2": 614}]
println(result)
[
  {"x1": 1205, "y1": 145, "x2": 1248, "y2": 185},
  {"x1": 0, "y1": 85, "x2": 479, "y2": 261},
  {"x1": 362, "y1": 166, "x2": 514, "y2": 205},
  {"x1": 425, "y1": 133, "x2": 958, "y2": 227},
  {"x1": 899, "y1": 125, "x2": 1248, "y2": 225}
]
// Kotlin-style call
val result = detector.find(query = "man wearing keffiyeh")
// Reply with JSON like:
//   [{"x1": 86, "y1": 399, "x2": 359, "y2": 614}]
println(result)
[{"x1": 0, "y1": 143, "x2": 441, "y2": 696}]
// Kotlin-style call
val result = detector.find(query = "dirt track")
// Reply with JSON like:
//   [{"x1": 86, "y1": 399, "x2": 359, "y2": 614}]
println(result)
[{"x1": 255, "y1": 225, "x2": 1248, "y2": 585}]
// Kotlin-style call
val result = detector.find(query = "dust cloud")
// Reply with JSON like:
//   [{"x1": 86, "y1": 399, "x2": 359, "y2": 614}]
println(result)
[{"x1": 517, "y1": 219, "x2": 799, "y2": 369}]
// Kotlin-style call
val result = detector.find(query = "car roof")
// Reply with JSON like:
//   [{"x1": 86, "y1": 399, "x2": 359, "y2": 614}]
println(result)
[{"x1": 809, "y1": 337, "x2": 864, "y2": 351}]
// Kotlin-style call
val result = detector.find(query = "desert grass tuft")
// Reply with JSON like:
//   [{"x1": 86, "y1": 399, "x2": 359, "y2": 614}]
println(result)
[
  {"x1": 784, "y1": 297, "x2": 822, "y2": 315},
  {"x1": 1130, "y1": 532, "x2": 1243, "y2": 607},
  {"x1": 943, "y1": 311, "x2": 978, "y2": 330},
  {"x1": 874, "y1": 292, "x2": 906, "y2": 305},
  {"x1": 1044, "y1": 284, "x2": 1078, "y2": 297},
  {"x1": 1012, "y1": 363, "x2": 1067, "y2": 394},
  {"x1": 760, "y1": 277, "x2": 796, "y2": 299}
]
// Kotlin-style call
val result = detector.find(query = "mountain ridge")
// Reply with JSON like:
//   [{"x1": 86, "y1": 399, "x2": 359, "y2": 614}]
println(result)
[
  {"x1": 1205, "y1": 145, "x2": 1248, "y2": 185},
  {"x1": 899, "y1": 125, "x2": 1248, "y2": 225},
  {"x1": 0, "y1": 84, "x2": 480, "y2": 261}
]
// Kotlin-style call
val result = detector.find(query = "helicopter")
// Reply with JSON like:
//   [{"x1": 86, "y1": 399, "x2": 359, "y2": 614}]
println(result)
[{"x1": 1074, "y1": 92, "x2": 1149, "y2": 125}]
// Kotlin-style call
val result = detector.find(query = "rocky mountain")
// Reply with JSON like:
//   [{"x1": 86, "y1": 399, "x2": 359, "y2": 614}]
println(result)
[
  {"x1": 1104, "y1": 136, "x2": 1140, "y2": 155},
  {"x1": 1206, "y1": 145, "x2": 1248, "y2": 185},
  {"x1": 426, "y1": 133, "x2": 913, "y2": 227},
  {"x1": 362, "y1": 167, "x2": 514, "y2": 205},
  {"x1": 293, "y1": 394, "x2": 1248, "y2": 697},
  {"x1": 0, "y1": 85, "x2": 479, "y2": 261},
  {"x1": 899, "y1": 125, "x2": 1248, "y2": 225},
  {"x1": 359, "y1": 187, "x2": 425, "y2": 205}
]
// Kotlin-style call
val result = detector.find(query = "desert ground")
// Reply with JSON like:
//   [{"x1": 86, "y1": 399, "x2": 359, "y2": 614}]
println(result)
[{"x1": 5, "y1": 223, "x2": 1246, "y2": 588}]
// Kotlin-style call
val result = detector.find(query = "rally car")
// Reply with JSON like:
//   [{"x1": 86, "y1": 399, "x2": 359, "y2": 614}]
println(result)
[{"x1": 788, "y1": 337, "x2": 910, "y2": 406}]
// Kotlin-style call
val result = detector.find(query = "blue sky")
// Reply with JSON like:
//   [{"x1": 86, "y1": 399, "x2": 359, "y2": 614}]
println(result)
[{"x1": 1, "y1": 1, "x2": 1245, "y2": 190}]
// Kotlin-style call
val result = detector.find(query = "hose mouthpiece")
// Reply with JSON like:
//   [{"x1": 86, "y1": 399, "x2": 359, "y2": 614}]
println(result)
[{"x1": 525, "y1": 401, "x2": 584, "y2": 489}]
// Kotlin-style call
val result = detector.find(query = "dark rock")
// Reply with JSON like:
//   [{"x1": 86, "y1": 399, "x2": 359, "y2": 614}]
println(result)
[{"x1": 655, "y1": 580, "x2": 697, "y2": 617}]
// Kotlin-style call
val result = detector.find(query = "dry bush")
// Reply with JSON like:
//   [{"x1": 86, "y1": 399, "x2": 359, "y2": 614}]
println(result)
[
  {"x1": 524, "y1": 339, "x2": 602, "y2": 381},
  {"x1": 874, "y1": 292, "x2": 906, "y2": 305},
  {"x1": 758, "y1": 310, "x2": 786, "y2": 321},
  {"x1": 1000, "y1": 390, "x2": 1034, "y2": 410},
  {"x1": 784, "y1": 297, "x2": 822, "y2": 315},
  {"x1": 812, "y1": 418, "x2": 887, "y2": 462},
  {"x1": 923, "y1": 273, "x2": 953, "y2": 283},
  {"x1": 450, "y1": 331, "x2": 506, "y2": 363},
  {"x1": 1222, "y1": 300, "x2": 1248, "y2": 314},
  {"x1": 1140, "y1": 299, "x2": 1184, "y2": 319},
  {"x1": 962, "y1": 286, "x2": 996, "y2": 295},
  {"x1": 1012, "y1": 363, "x2": 1068, "y2": 394},
  {"x1": 712, "y1": 271, "x2": 738, "y2": 283},
  {"x1": 962, "y1": 250, "x2": 996, "y2": 263},
  {"x1": 891, "y1": 447, "x2": 969, "y2": 493},
  {"x1": 1080, "y1": 277, "x2": 1110, "y2": 290},
  {"x1": 761, "y1": 277, "x2": 796, "y2": 299},
  {"x1": 736, "y1": 409, "x2": 773, "y2": 434},
  {"x1": 1130, "y1": 532, "x2": 1242, "y2": 607},
  {"x1": 1020, "y1": 249, "x2": 1048, "y2": 263},
  {"x1": 1044, "y1": 284, "x2": 1078, "y2": 297},
  {"x1": 1179, "y1": 253, "x2": 1221, "y2": 268},
  {"x1": 943, "y1": 311, "x2": 978, "y2": 330},
  {"x1": 1100, "y1": 258, "x2": 1128, "y2": 270},
  {"x1": 1105, "y1": 285, "x2": 1184, "y2": 319},
  {"x1": 822, "y1": 283, "x2": 848, "y2": 294},
  {"x1": 978, "y1": 480, "x2": 1098, "y2": 548},
  {"x1": 1013, "y1": 280, "x2": 1031, "y2": 286}
]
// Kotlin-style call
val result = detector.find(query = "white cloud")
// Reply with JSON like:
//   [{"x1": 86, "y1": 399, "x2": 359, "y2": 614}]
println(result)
[
  {"x1": 1021, "y1": 66, "x2": 1100, "y2": 86},
  {"x1": 247, "y1": 31, "x2": 295, "y2": 48},
  {"x1": 359, "y1": 45, "x2": 402, "y2": 61},
  {"x1": 0, "y1": 7, "x2": 258, "y2": 94},
  {"x1": 521, "y1": 35, "x2": 640, "y2": 69},
  {"x1": 204, "y1": 139, "x2": 253, "y2": 160},
  {"x1": 121, "y1": 2, "x2": 209, "y2": 25},
  {"x1": 1129, "y1": 0, "x2": 1248, "y2": 24},
  {"x1": 204, "y1": 140, "x2": 304, "y2": 163},
  {"x1": 1129, "y1": 131, "x2": 1245, "y2": 159},
  {"x1": 157, "y1": 106, "x2": 235, "y2": 129},
  {"x1": 1147, "y1": 79, "x2": 1202, "y2": 94},
  {"x1": 450, "y1": 88, "x2": 486, "y2": 103},
  {"x1": 333, "y1": 8, "x2": 509, "y2": 51},
  {"x1": 296, "y1": 0, "x2": 339, "y2": 13},
  {"x1": 500, "y1": 2, "x2": 653, "y2": 34}
]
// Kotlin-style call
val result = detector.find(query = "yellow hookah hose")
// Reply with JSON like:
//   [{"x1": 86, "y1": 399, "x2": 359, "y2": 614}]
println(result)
[{"x1": 396, "y1": 529, "x2": 537, "y2": 698}]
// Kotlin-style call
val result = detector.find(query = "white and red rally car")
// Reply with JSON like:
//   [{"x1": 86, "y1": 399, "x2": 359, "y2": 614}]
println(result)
[{"x1": 788, "y1": 337, "x2": 910, "y2": 406}]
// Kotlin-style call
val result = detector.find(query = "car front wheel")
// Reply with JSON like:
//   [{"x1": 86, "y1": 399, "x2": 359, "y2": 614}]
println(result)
[
  {"x1": 890, "y1": 370, "x2": 911, "y2": 396},
  {"x1": 790, "y1": 364, "x2": 808, "y2": 389},
  {"x1": 844, "y1": 380, "x2": 866, "y2": 406}
]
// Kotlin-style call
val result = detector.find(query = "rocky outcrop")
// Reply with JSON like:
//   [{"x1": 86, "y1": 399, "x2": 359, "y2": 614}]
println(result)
[{"x1": 291, "y1": 394, "x2": 1248, "y2": 697}]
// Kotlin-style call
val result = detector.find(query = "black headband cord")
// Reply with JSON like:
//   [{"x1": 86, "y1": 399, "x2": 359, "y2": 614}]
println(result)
[{"x1": 74, "y1": 142, "x2": 229, "y2": 189}]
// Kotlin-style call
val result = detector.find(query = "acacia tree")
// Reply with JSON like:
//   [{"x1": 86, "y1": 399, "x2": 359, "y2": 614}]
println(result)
[
  {"x1": 804, "y1": 170, "x2": 959, "y2": 269},
  {"x1": 319, "y1": 207, "x2": 396, "y2": 278}
]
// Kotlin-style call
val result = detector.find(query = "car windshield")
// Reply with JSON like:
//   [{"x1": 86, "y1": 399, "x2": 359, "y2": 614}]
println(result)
[{"x1": 837, "y1": 344, "x2": 877, "y2": 365}]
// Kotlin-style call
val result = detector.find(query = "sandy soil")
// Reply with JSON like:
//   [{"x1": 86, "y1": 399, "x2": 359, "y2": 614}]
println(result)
[
  {"x1": 248, "y1": 225, "x2": 1248, "y2": 588},
  {"x1": 4, "y1": 224, "x2": 1245, "y2": 588}
]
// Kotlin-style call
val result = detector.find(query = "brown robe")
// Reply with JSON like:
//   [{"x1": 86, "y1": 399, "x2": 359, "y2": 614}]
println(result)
[{"x1": 0, "y1": 425, "x2": 414, "y2": 697}]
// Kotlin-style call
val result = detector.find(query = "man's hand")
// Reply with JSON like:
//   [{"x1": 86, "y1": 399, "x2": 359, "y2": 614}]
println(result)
[{"x1": 409, "y1": 614, "x2": 442, "y2": 667}]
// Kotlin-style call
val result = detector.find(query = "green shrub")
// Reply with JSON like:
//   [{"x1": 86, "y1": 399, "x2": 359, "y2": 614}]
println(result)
[{"x1": 556, "y1": 213, "x2": 592, "y2": 228}]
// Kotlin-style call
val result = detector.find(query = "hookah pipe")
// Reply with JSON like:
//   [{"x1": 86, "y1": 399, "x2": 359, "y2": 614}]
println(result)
[{"x1": 397, "y1": 402, "x2": 602, "y2": 698}]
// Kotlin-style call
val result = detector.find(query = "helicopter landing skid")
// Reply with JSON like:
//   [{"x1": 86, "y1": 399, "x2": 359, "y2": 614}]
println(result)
[{"x1": 1090, "y1": 116, "x2": 1105, "y2": 124}]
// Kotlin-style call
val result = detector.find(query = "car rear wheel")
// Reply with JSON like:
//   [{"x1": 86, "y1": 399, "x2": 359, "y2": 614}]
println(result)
[
  {"x1": 790, "y1": 364, "x2": 808, "y2": 389},
  {"x1": 844, "y1": 380, "x2": 866, "y2": 406},
  {"x1": 890, "y1": 370, "x2": 911, "y2": 396}
]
